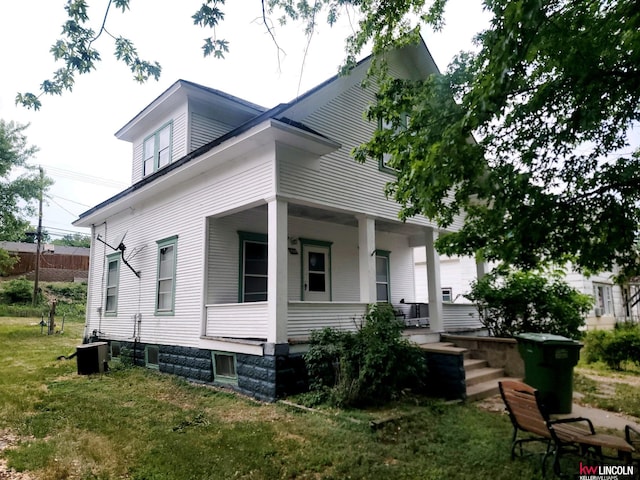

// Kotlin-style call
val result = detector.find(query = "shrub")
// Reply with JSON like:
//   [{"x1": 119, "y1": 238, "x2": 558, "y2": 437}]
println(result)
[
  {"x1": 1, "y1": 278, "x2": 36, "y2": 304},
  {"x1": 466, "y1": 268, "x2": 592, "y2": 339},
  {"x1": 304, "y1": 303, "x2": 427, "y2": 407},
  {"x1": 582, "y1": 324, "x2": 640, "y2": 370}
]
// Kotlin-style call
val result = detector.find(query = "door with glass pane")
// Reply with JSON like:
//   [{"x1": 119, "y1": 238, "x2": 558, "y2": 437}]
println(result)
[{"x1": 303, "y1": 245, "x2": 330, "y2": 301}]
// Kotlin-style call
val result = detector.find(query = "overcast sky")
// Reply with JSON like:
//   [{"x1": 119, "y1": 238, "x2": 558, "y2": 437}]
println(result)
[{"x1": 0, "y1": 0, "x2": 489, "y2": 240}]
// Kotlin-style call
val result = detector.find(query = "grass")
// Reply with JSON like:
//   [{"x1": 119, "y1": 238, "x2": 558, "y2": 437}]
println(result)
[
  {"x1": 0, "y1": 317, "x2": 629, "y2": 480},
  {"x1": 574, "y1": 362, "x2": 640, "y2": 419}
]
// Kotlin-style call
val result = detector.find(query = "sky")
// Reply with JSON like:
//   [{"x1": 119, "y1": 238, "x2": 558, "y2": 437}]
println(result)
[{"x1": 0, "y1": 0, "x2": 489, "y2": 241}]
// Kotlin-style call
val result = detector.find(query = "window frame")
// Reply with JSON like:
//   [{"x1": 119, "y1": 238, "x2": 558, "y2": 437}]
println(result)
[
  {"x1": 378, "y1": 114, "x2": 409, "y2": 174},
  {"x1": 145, "y1": 345, "x2": 159, "y2": 370},
  {"x1": 105, "y1": 252, "x2": 120, "y2": 316},
  {"x1": 442, "y1": 287, "x2": 453, "y2": 303},
  {"x1": 155, "y1": 236, "x2": 178, "y2": 315},
  {"x1": 238, "y1": 231, "x2": 269, "y2": 303},
  {"x1": 375, "y1": 249, "x2": 391, "y2": 303},
  {"x1": 211, "y1": 351, "x2": 238, "y2": 385},
  {"x1": 593, "y1": 283, "x2": 613, "y2": 315},
  {"x1": 143, "y1": 121, "x2": 173, "y2": 176}
]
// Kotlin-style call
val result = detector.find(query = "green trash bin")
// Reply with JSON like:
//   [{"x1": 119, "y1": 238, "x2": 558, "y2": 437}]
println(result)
[{"x1": 516, "y1": 333, "x2": 582, "y2": 414}]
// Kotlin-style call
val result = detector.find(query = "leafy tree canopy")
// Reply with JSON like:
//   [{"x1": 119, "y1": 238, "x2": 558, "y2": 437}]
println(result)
[
  {"x1": 0, "y1": 120, "x2": 53, "y2": 241},
  {"x1": 52, "y1": 233, "x2": 91, "y2": 248},
  {"x1": 17, "y1": 0, "x2": 640, "y2": 275}
]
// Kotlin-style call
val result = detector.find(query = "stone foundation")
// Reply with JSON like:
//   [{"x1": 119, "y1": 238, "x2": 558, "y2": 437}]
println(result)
[{"x1": 102, "y1": 340, "x2": 307, "y2": 402}]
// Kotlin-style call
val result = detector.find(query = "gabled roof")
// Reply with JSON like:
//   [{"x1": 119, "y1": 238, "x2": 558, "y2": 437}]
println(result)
[{"x1": 74, "y1": 38, "x2": 439, "y2": 226}]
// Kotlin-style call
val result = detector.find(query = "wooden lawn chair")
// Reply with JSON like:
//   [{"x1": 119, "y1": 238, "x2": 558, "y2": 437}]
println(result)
[
  {"x1": 499, "y1": 380, "x2": 635, "y2": 477},
  {"x1": 626, "y1": 425, "x2": 640, "y2": 469}
]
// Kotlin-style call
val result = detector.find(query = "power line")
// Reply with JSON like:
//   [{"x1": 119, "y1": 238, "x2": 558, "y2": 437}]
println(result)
[
  {"x1": 42, "y1": 165, "x2": 128, "y2": 189},
  {"x1": 50, "y1": 194, "x2": 91, "y2": 208}
]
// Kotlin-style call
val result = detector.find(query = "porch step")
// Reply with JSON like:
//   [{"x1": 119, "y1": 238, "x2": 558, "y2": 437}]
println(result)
[
  {"x1": 465, "y1": 366, "x2": 505, "y2": 386},
  {"x1": 466, "y1": 376, "x2": 516, "y2": 402},
  {"x1": 419, "y1": 342, "x2": 468, "y2": 355},
  {"x1": 463, "y1": 358, "x2": 488, "y2": 372}
]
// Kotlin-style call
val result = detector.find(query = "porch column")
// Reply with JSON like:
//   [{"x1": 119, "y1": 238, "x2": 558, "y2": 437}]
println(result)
[
  {"x1": 357, "y1": 215, "x2": 376, "y2": 303},
  {"x1": 425, "y1": 228, "x2": 443, "y2": 332},
  {"x1": 267, "y1": 197, "x2": 288, "y2": 344}
]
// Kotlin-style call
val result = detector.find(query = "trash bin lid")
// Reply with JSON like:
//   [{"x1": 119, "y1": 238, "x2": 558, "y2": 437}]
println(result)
[{"x1": 515, "y1": 332, "x2": 580, "y2": 345}]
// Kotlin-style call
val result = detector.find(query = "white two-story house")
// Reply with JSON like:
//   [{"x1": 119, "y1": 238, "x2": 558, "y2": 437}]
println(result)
[{"x1": 74, "y1": 40, "x2": 475, "y2": 401}]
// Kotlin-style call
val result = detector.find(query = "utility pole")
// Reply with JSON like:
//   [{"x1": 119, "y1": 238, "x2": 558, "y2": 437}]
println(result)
[{"x1": 32, "y1": 166, "x2": 44, "y2": 307}]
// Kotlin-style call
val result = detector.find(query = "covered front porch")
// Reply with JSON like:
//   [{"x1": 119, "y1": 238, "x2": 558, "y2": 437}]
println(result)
[{"x1": 200, "y1": 198, "x2": 477, "y2": 348}]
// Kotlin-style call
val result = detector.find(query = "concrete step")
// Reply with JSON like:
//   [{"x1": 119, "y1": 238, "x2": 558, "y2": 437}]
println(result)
[
  {"x1": 465, "y1": 376, "x2": 521, "y2": 402},
  {"x1": 465, "y1": 367, "x2": 505, "y2": 386},
  {"x1": 463, "y1": 358, "x2": 488, "y2": 372},
  {"x1": 419, "y1": 342, "x2": 468, "y2": 355}
]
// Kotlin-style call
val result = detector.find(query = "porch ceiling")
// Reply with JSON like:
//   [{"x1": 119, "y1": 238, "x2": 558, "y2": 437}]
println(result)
[{"x1": 287, "y1": 203, "x2": 427, "y2": 237}]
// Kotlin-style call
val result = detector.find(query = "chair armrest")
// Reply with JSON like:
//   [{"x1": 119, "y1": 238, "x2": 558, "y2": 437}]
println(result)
[
  {"x1": 626, "y1": 424, "x2": 640, "y2": 446},
  {"x1": 550, "y1": 417, "x2": 596, "y2": 434}
]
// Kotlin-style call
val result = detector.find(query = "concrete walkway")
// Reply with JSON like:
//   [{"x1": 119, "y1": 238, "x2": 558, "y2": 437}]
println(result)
[{"x1": 554, "y1": 401, "x2": 640, "y2": 432}]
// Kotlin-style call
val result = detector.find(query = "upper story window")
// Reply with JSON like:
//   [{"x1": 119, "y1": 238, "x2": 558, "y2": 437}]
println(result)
[
  {"x1": 378, "y1": 114, "x2": 409, "y2": 173},
  {"x1": 144, "y1": 122, "x2": 172, "y2": 176}
]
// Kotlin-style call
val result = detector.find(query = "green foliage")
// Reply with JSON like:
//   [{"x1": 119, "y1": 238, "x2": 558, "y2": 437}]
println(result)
[
  {"x1": 466, "y1": 269, "x2": 592, "y2": 338},
  {"x1": 0, "y1": 121, "x2": 52, "y2": 241},
  {"x1": 304, "y1": 303, "x2": 427, "y2": 407},
  {"x1": 0, "y1": 248, "x2": 17, "y2": 275},
  {"x1": 351, "y1": 0, "x2": 640, "y2": 273},
  {"x1": 51, "y1": 233, "x2": 90, "y2": 248},
  {"x1": 1, "y1": 278, "x2": 36, "y2": 304},
  {"x1": 582, "y1": 323, "x2": 640, "y2": 370}
]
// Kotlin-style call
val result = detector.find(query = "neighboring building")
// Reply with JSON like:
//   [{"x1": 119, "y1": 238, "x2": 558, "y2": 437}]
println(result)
[
  {"x1": 414, "y1": 249, "x2": 640, "y2": 331},
  {"x1": 0, "y1": 241, "x2": 89, "y2": 282},
  {"x1": 74, "y1": 40, "x2": 480, "y2": 401}
]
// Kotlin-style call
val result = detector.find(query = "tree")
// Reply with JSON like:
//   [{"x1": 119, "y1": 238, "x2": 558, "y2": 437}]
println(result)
[
  {"x1": 351, "y1": 0, "x2": 640, "y2": 274},
  {"x1": 52, "y1": 233, "x2": 91, "y2": 248},
  {"x1": 18, "y1": 1, "x2": 640, "y2": 274},
  {"x1": 0, "y1": 120, "x2": 53, "y2": 241}
]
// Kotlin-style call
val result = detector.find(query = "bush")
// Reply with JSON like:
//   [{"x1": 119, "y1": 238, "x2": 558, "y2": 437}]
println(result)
[
  {"x1": 583, "y1": 324, "x2": 640, "y2": 370},
  {"x1": 466, "y1": 268, "x2": 592, "y2": 339},
  {"x1": 1, "y1": 278, "x2": 36, "y2": 304},
  {"x1": 304, "y1": 303, "x2": 428, "y2": 407}
]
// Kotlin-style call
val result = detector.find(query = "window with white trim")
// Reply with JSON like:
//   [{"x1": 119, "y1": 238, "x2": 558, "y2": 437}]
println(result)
[
  {"x1": 375, "y1": 250, "x2": 391, "y2": 302},
  {"x1": 593, "y1": 283, "x2": 613, "y2": 315},
  {"x1": 105, "y1": 253, "x2": 120, "y2": 315},
  {"x1": 143, "y1": 122, "x2": 172, "y2": 176},
  {"x1": 442, "y1": 288, "x2": 453, "y2": 302},
  {"x1": 156, "y1": 236, "x2": 177, "y2": 314}
]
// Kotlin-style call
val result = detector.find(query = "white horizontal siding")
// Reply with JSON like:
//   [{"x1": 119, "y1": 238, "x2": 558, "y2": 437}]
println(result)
[
  {"x1": 287, "y1": 302, "x2": 368, "y2": 338},
  {"x1": 205, "y1": 302, "x2": 268, "y2": 339},
  {"x1": 190, "y1": 112, "x2": 234, "y2": 151},
  {"x1": 279, "y1": 81, "x2": 463, "y2": 231},
  {"x1": 442, "y1": 303, "x2": 482, "y2": 331},
  {"x1": 86, "y1": 152, "x2": 275, "y2": 348}
]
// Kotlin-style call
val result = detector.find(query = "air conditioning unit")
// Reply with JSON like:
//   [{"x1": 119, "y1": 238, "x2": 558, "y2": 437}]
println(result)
[
  {"x1": 594, "y1": 307, "x2": 603, "y2": 317},
  {"x1": 76, "y1": 342, "x2": 109, "y2": 375}
]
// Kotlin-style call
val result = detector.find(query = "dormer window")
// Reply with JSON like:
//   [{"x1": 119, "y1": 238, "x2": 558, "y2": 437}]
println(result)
[{"x1": 143, "y1": 122, "x2": 172, "y2": 176}]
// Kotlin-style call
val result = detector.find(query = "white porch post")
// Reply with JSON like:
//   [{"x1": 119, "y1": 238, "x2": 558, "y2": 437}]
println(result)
[
  {"x1": 267, "y1": 197, "x2": 288, "y2": 344},
  {"x1": 357, "y1": 215, "x2": 376, "y2": 303},
  {"x1": 425, "y1": 228, "x2": 443, "y2": 332}
]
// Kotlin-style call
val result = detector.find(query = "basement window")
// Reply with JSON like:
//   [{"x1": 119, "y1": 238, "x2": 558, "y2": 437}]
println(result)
[
  {"x1": 110, "y1": 341, "x2": 122, "y2": 361},
  {"x1": 212, "y1": 352, "x2": 237, "y2": 384},
  {"x1": 145, "y1": 345, "x2": 159, "y2": 370}
]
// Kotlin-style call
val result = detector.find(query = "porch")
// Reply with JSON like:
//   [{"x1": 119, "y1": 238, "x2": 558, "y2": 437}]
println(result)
[{"x1": 201, "y1": 199, "x2": 484, "y2": 347}]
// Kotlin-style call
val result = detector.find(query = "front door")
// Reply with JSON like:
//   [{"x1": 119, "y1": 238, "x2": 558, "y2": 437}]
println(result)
[{"x1": 303, "y1": 245, "x2": 330, "y2": 301}]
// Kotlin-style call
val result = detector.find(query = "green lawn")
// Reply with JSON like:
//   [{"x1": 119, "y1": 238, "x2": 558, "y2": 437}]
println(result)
[{"x1": 0, "y1": 317, "x2": 584, "y2": 479}]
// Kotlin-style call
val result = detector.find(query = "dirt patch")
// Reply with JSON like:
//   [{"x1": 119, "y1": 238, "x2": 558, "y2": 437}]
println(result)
[
  {"x1": 0, "y1": 430, "x2": 35, "y2": 480},
  {"x1": 576, "y1": 367, "x2": 640, "y2": 388}
]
